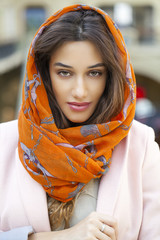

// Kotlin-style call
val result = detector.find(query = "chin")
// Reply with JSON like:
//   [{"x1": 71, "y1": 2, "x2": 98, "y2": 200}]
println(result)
[
  {"x1": 68, "y1": 118, "x2": 89, "y2": 126},
  {"x1": 69, "y1": 119, "x2": 86, "y2": 124}
]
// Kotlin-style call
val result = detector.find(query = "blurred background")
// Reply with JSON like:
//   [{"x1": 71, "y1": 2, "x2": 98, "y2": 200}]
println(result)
[{"x1": 0, "y1": 0, "x2": 160, "y2": 145}]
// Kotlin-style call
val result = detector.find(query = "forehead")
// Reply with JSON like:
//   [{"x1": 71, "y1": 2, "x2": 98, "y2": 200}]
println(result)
[{"x1": 50, "y1": 40, "x2": 104, "y2": 66}]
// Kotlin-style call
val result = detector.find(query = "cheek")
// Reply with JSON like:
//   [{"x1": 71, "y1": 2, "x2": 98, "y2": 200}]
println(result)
[
  {"x1": 51, "y1": 81, "x2": 60, "y2": 100},
  {"x1": 52, "y1": 85, "x2": 61, "y2": 100},
  {"x1": 51, "y1": 81, "x2": 69, "y2": 102},
  {"x1": 94, "y1": 81, "x2": 106, "y2": 99},
  {"x1": 50, "y1": 76, "x2": 61, "y2": 96}
]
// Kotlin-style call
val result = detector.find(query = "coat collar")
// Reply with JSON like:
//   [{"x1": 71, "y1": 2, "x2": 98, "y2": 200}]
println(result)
[
  {"x1": 16, "y1": 148, "x2": 51, "y2": 232},
  {"x1": 96, "y1": 134, "x2": 129, "y2": 215}
]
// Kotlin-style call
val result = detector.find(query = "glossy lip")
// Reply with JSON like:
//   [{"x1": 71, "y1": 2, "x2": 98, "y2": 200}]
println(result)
[{"x1": 67, "y1": 102, "x2": 91, "y2": 112}]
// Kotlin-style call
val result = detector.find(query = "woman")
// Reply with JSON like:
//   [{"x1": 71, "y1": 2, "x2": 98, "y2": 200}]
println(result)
[{"x1": 0, "y1": 4, "x2": 160, "y2": 240}]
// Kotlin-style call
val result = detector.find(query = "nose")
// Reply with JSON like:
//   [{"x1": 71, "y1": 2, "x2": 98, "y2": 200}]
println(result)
[{"x1": 72, "y1": 76, "x2": 87, "y2": 100}]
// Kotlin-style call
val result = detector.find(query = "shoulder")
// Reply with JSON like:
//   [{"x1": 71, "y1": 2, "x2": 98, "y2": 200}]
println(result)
[
  {"x1": 126, "y1": 120, "x2": 159, "y2": 165},
  {"x1": 116, "y1": 120, "x2": 159, "y2": 168},
  {"x1": 0, "y1": 119, "x2": 18, "y2": 134},
  {"x1": 131, "y1": 119, "x2": 154, "y2": 136},
  {"x1": 129, "y1": 119, "x2": 155, "y2": 145},
  {"x1": 0, "y1": 120, "x2": 19, "y2": 164},
  {"x1": 0, "y1": 119, "x2": 18, "y2": 146}
]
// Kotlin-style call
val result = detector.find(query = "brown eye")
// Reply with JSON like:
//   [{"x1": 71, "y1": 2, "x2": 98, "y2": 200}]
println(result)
[
  {"x1": 58, "y1": 70, "x2": 71, "y2": 77},
  {"x1": 89, "y1": 71, "x2": 102, "y2": 77}
]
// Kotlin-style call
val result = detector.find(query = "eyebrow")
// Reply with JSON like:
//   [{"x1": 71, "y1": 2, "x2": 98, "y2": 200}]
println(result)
[
  {"x1": 88, "y1": 63, "x2": 105, "y2": 68},
  {"x1": 54, "y1": 62, "x2": 105, "y2": 69},
  {"x1": 54, "y1": 62, "x2": 72, "y2": 68}
]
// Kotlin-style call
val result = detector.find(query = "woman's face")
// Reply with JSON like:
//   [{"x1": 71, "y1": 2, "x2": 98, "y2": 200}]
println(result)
[{"x1": 49, "y1": 41, "x2": 106, "y2": 124}]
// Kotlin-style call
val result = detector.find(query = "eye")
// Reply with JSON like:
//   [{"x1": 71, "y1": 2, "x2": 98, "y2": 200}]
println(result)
[
  {"x1": 89, "y1": 71, "x2": 102, "y2": 77},
  {"x1": 58, "y1": 70, "x2": 71, "y2": 77}
]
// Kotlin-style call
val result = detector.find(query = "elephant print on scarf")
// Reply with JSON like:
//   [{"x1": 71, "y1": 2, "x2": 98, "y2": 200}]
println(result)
[{"x1": 80, "y1": 125, "x2": 102, "y2": 138}]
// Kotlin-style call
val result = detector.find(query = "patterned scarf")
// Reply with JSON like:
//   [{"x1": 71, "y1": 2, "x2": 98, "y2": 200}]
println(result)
[{"x1": 18, "y1": 4, "x2": 136, "y2": 202}]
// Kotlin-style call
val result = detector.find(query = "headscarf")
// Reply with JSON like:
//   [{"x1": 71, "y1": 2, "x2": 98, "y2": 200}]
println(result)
[{"x1": 18, "y1": 4, "x2": 136, "y2": 202}]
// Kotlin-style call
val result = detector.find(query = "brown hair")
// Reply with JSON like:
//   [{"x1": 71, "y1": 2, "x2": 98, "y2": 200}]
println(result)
[
  {"x1": 48, "y1": 196, "x2": 76, "y2": 230},
  {"x1": 34, "y1": 9, "x2": 126, "y2": 229}
]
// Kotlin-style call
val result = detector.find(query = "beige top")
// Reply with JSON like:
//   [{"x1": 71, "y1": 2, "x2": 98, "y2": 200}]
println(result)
[
  {"x1": 48, "y1": 178, "x2": 100, "y2": 230},
  {"x1": 70, "y1": 178, "x2": 100, "y2": 227}
]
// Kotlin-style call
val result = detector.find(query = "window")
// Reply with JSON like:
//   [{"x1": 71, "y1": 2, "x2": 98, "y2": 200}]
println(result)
[
  {"x1": 25, "y1": 7, "x2": 46, "y2": 33},
  {"x1": 99, "y1": 4, "x2": 154, "y2": 43}
]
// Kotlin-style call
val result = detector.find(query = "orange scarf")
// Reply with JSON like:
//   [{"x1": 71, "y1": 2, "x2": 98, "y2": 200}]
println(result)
[{"x1": 18, "y1": 4, "x2": 136, "y2": 202}]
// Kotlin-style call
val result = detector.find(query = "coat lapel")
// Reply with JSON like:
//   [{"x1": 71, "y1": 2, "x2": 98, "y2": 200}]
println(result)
[
  {"x1": 16, "y1": 148, "x2": 51, "y2": 232},
  {"x1": 96, "y1": 135, "x2": 129, "y2": 215}
]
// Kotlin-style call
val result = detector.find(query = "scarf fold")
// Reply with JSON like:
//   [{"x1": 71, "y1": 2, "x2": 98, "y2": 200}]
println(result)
[{"x1": 18, "y1": 4, "x2": 136, "y2": 202}]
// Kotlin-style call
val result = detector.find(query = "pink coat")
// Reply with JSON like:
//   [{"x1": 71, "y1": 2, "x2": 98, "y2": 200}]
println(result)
[{"x1": 0, "y1": 120, "x2": 160, "y2": 239}]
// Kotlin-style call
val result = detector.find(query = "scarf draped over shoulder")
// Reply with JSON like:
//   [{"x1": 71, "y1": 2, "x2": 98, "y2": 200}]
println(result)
[{"x1": 18, "y1": 4, "x2": 136, "y2": 202}]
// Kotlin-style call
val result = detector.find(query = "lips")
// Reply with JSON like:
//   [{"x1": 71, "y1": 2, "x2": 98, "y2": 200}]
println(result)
[{"x1": 67, "y1": 102, "x2": 91, "y2": 111}]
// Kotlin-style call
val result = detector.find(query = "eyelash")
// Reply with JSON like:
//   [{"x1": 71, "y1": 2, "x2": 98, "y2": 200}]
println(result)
[
  {"x1": 89, "y1": 71, "x2": 102, "y2": 77},
  {"x1": 57, "y1": 70, "x2": 103, "y2": 78},
  {"x1": 57, "y1": 70, "x2": 71, "y2": 77}
]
